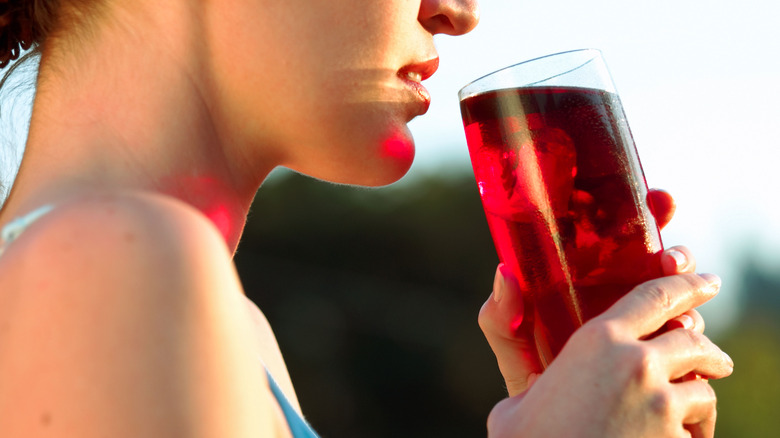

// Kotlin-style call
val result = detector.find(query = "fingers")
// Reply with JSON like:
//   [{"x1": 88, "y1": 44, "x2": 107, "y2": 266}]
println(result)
[
  {"x1": 650, "y1": 328, "x2": 734, "y2": 381},
  {"x1": 479, "y1": 264, "x2": 542, "y2": 396},
  {"x1": 661, "y1": 246, "x2": 697, "y2": 275},
  {"x1": 674, "y1": 379, "x2": 718, "y2": 438},
  {"x1": 687, "y1": 310, "x2": 705, "y2": 333},
  {"x1": 659, "y1": 248, "x2": 705, "y2": 334},
  {"x1": 647, "y1": 189, "x2": 676, "y2": 229},
  {"x1": 600, "y1": 273, "x2": 721, "y2": 339},
  {"x1": 479, "y1": 265, "x2": 525, "y2": 339},
  {"x1": 665, "y1": 309, "x2": 705, "y2": 334}
]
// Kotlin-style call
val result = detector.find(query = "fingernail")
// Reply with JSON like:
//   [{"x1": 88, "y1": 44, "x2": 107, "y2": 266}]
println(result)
[
  {"x1": 698, "y1": 273, "x2": 722, "y2": 294},
  {"x1": 668, "y1": 249, "x2": 687, "y2": 270},
  {"x1": 493, "y1": 264, "x2": 505, "y2": 302},
  {"x1": 665, "y1": 313, "x2": 694, "y2": 331},
  {"x1": 678, "y1": 313, "x2": 695, "y2": 330}
]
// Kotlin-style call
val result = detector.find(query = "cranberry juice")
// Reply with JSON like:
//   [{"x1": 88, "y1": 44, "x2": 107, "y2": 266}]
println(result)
[{"x1": 461, "y1": 86, "x2": 663, "y2": 367}]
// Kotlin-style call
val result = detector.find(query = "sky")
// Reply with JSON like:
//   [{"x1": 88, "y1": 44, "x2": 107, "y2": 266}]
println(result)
[{"x1": 406, "y1": 0, "x2": 780, "y2": 335}]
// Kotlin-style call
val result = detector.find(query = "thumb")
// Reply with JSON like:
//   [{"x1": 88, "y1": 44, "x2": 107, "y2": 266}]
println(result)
[{"x1": 479, "y1": 264, "x2": 543, "y2": 396}]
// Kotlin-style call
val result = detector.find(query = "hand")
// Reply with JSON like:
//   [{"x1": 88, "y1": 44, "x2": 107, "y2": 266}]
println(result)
[
  {"x1": 487, "y1": 266, "x2": 733, "y2": 438},
  {"x1": 478, "y1": 188, "x2": 680, "y2": 397},
  {"x1": 479, "y1": 189, "x2": 735, "y2": 437}
]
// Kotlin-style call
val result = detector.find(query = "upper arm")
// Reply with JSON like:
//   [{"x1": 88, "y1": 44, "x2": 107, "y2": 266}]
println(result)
[{"x1": 0, "y1": 194, "x2": 288, "y2": 437}]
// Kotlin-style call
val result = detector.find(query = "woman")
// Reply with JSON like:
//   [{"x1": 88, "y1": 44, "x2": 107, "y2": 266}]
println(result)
[{"x1": 0, "y1": 0, "x2": 732, "y2": 437}]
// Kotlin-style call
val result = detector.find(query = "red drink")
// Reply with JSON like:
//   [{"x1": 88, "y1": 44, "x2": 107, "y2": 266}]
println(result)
[{"x1": 461, "y1": 86, "x2": 663, "y2": 366}]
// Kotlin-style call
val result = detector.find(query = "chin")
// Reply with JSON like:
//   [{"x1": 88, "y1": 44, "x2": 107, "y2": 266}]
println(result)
[
  {"x1": 282, "y1": 103, "x2": 420, "y2": 186},
  {"x1": 369, "y1": 126, "x2": 417, "y2": 186},
  {"x1": 362, "y1": 128, "x2": 416, "y2": 186},
  {"x1": 330, "y1": 140, "x2": 415, "y2": 187},
  {"x1": 293, "y1": 127, "x2": 416, "y2": 188}
]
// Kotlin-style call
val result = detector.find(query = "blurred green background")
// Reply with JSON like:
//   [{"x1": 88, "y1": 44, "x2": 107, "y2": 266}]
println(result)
[{"x1": 238, "y1": 169, "x2": 779, "y2": 438}]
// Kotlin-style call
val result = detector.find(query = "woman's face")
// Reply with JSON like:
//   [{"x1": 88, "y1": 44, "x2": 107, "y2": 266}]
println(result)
[{"x1": 212, "y1": 0, "x2": 479, "y2": 186}]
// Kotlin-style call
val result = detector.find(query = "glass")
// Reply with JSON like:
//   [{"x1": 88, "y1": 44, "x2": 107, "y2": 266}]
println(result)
[{"x1": 459, "y1": 49, "x2": 663, "y2": 367}]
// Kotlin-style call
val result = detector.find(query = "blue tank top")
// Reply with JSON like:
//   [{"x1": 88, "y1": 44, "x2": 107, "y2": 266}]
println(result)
[
  {"x1": 0, "y1": 205, "x2": 320, "y2": 437},
  {"x1": 265, "y1": 370, "x2": 320, "y2": 437}
]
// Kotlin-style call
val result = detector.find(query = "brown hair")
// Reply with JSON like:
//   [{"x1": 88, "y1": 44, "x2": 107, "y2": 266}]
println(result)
[{"x1": 0, "y1": 0, "x2": 60, "y2": 68}]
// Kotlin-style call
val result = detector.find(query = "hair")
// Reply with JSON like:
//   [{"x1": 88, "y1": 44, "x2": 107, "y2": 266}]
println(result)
[
  {"x1": 0, "y1": 0, "x2": 61, "y2": 204},
  {"x1": 0, "y1": 0, "x2": 61, "y2": 68}
]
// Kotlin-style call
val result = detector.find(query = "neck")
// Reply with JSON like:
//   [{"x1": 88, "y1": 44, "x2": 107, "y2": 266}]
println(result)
[{"x1": 1, "y1": 2, "x2": 276, "y2": 252}]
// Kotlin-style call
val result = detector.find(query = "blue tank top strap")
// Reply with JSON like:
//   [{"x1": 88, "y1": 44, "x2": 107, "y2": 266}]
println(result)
[
  {"x1": 0, "y1": 204, "x2": 55, "y2": 257},
  {"x1": 265, "y1": 369, "x2": 320, "y2": 437}
]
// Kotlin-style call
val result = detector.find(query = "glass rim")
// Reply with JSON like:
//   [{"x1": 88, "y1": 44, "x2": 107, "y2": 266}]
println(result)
[{"x1": 458, "y1": 48, "x2": 605, "y2": 101}]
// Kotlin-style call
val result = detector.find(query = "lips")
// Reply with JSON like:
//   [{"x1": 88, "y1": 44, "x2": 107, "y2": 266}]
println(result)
[
  {"x1": 399, "y1": 57, "x2": 440, "y2": 83},
  {"x1": 398, "y1": 57, "x2": 439, "y2": 115}
]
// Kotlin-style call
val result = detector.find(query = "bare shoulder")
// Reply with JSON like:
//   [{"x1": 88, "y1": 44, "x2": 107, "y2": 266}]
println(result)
[
  {"x1": 0, "y1": 192, "x2": 288, "y2": 437},
  {"x1": 1, "y1": 192, "x2": 237, "y2": 299},
  {"x1": 0, "y1": 192, "x2": 238, "y2": 318},
  {"x1": 3, "y1": 191, "x2": 229, "y2": 267}
]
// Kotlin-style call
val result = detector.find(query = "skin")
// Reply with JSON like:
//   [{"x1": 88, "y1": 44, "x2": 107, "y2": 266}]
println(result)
[
  {"x1": 0, "y1": 0, "x2": 732, "y2": 436},
  {"x1": 0, "y1": 0, "x2": 479, "y2": 436},
  {"x1": 479, "y1": 192, "x2": 735, "y2": 437},
  {"x1": 1, "y1": 0, "x2": 479, "y2": 248}
]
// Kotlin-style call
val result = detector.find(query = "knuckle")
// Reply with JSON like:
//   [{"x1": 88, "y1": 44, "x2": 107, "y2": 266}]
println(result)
[
  {"x1": 577, "y1": 319, "x2": 622, "y2": 345},
  {"x1": 648, "y1": 389, "x2": 675, "y2": 418},
  {"x1": 640, "y1": 281, "x2": 676, "y2": 312},
  {"x1": 573, "y1": 322, "x2": 664, "y2": 384},
  {"x1": 680, "y1": 327, "x2": 707, "y2": 350},
  {"x1": 623, "y1": 344, "x2": 658, "y2": 383}
]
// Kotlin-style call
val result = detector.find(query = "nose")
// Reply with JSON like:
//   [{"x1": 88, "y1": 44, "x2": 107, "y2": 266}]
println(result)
[{"x1": 418, "y1": 0, "x2": 480, "y2": 36}]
